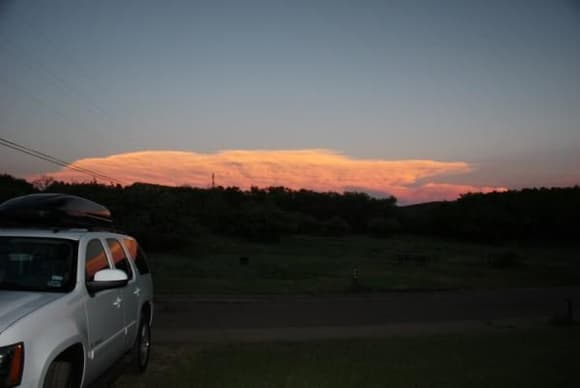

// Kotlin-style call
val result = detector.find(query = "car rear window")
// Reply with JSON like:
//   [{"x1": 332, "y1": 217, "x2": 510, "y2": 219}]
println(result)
[
  {"x1": 123, "y1": 238, "x2": 150, "y2": 275},
  {"x1": 107, "y1": 238, "x2": 133, "y2": 280}
]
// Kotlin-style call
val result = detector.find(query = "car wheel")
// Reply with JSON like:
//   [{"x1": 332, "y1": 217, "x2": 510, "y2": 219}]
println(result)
[
  {"x1": 43, "y1": 360, "x2": 73, "y2": 388},
  {"x1": 133, "y1": 316, "x2": 151, "y2": 373}
]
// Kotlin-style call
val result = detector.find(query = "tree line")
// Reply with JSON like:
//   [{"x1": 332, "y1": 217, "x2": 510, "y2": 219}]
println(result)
[
  {"x1": 1, "y1": 174, "x2": 578, "y2": 249},
  {"x1": 0, "y1": 174, "x2": 397, "y2": 248},
  {"x1": 397, "y1": 188, "x2": 580, "y2": 243}
]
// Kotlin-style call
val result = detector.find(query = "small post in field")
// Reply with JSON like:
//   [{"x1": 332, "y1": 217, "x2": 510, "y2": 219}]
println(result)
[
  {"x1": 351, "y1": 267, "x2": 360, "y2": 290},
  {"x1": 566, "y1": 298, "x2": 574, "y2": 322}
]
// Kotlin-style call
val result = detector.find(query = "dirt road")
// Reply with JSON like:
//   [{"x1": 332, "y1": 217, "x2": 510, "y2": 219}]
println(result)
[{"x1": 152, "y1": 286, "x2": 580, "y2": 342}]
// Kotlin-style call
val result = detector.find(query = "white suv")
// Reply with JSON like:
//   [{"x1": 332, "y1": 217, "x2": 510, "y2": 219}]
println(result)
[{"x1": 0, "y1": 194, "x2": 154, "y2": 388}]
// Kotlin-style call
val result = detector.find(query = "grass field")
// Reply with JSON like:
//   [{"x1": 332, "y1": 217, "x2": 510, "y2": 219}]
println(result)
[
  {"x1": 148, "y1": 234, "x2": 580, "y2": 294},
  {"x1": 116, "y1": 327, "x2": 580, "y2": 388}
]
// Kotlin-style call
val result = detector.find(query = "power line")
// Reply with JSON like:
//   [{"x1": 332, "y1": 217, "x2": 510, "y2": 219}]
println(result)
[
  {"x1": 0, "y1": 137, "x2": 125, "y2": 185},
  {"x1": 0, "y1": 137, "x2": 124, "y2": 185},
  {"x1": 1, "y1": 137, "x2": 80, "y2": 170}
]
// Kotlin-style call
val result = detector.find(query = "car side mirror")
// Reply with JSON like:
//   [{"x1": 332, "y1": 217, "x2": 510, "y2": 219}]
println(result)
[{"x1": 87, "y1": 268, "x2": 129, "y2": 295}]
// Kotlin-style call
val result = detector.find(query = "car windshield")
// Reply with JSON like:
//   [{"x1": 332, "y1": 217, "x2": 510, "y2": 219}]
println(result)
[{"x1": 0, "y1": 237, "x2": 78, "y2": 292}]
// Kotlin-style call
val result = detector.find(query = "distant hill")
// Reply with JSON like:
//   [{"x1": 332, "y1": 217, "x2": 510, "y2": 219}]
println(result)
[{"x1": 397, "y1": 187, "x2": 580, "y2": 242}]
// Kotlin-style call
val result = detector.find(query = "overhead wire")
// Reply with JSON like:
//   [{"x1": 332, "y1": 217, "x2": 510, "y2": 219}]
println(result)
[
  {"x1": 0, "y1": 15, "x2": 128, "y2": 187},
  {"x1": 0, "y1": 137, "x2": 125, "y2": 185},
  {"x1": 0, "y1": 4, "x2": 166, "y2": 188}
]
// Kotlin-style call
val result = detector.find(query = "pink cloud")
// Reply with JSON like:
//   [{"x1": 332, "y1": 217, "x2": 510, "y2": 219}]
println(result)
[{"x1": 29, "y1": 149, "x2": 506, "y2": 204}]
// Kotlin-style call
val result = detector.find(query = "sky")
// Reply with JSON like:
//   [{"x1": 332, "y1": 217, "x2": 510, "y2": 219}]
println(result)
[{"x1": 1, "y1": 0, "x2": 579, "y2": 204}]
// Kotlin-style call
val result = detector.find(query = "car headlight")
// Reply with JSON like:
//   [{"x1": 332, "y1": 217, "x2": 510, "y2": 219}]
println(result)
[{"x1": 0, "y1": 343, "x2": 24, "y2": 388}]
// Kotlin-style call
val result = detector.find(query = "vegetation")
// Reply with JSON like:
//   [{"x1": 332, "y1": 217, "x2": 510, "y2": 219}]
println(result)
[
  {"x1": 147, "y1": 234, "x2": 580, "y2": 294},
  {"x1": 398, "y1": 189, "x2": 580, "y2": 242},
  {"x1": 0, "y1": 174, "x2": 35, "y2": 202},
  {"x1": 116, "y1": 327, "x2": 580, "y2": 388},
  {"x1": 1, "y1": 174, "x2": 579, "y2": 250}
]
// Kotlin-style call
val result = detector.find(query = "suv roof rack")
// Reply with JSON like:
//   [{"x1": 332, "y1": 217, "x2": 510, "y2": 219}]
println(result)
[{"x1": 0, "y1": 193, "x2": 115, "y2": 231}]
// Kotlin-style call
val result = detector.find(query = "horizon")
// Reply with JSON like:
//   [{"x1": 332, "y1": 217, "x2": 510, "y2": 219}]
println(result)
[{"x1": 4, "y1": 168, "x2": 578, "y2": 209}]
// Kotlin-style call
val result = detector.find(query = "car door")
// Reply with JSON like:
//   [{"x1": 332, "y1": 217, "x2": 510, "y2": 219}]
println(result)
[
  {"x1": 107, "y1": 237, "x2": 139, "y2": 350},
  {"x1": 83, "y1": 238, "x2": 125, "y2": 382}
]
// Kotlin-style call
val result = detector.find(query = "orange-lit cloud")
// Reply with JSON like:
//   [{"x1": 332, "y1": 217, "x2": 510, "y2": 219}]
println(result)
[{"x1": 31, "y1": 150, "x2": 506, "y2": 204}]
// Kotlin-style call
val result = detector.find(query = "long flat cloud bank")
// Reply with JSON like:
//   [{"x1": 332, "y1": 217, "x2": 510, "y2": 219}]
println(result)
[{"x1": 32, "y1": 150, "x2": 505, "y2": 204}]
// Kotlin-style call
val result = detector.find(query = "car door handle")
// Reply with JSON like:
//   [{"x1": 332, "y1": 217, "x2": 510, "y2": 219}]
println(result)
[
  {"x1": 133, "y1": 288, "x2": 141, "y2": 296},
  {"x1": 113, "y1": 297, "x2": 122, "y2": 308}
]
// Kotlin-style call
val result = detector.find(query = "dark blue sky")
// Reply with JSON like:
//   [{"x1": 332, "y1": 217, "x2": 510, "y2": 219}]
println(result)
[{"x1": 1, "y1": 0, "x2": 579, "y2": 192}]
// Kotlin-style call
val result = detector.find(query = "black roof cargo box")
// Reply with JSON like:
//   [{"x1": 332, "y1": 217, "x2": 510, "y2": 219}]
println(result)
[{"x1": 0, "y1": 193, "x2": 113, "y2": 229}]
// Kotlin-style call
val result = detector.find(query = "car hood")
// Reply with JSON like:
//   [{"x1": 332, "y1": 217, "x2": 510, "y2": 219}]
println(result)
[{"x1": 0, "y1": 291, "x2": 63, "y2": 334}]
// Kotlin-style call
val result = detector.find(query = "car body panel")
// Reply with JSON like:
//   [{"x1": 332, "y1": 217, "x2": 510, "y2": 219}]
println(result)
[{"x1": 0, "y1": 291, "x2": 62, "y2": 334}]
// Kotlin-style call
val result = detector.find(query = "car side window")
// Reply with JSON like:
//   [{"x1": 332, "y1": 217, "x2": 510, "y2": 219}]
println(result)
[
  {"x1": 85, "y1": 239, "x2": 109, "y2": 282},
  {"x1": 123, "y1": 238, "x2": 150, "y2": 275},
  {"x1": 107, "y1": 238, "x2": 133, "y2": 281}
]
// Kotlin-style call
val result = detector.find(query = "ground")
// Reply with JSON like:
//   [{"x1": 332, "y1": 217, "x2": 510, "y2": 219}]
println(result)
[
  {"x1": 107, "y1": 235, "x2": 580, "y2": 387},
  {"x1": 115, "y1": 326, "x2": 580, "y2": 388}
]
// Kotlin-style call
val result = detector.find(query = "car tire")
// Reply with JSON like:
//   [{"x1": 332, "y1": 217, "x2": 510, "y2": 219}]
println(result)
[
  {"x1": 132, "y1": 315, "x2": 151, "y2": 373},
  {"x1": 43, "y1": 360, "x2": 73, "y2": 388}
]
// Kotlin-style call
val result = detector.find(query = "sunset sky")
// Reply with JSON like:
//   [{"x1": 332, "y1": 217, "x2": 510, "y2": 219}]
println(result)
[{"x1": 1, "y1": 1, "x2": 579, "y2": 204}]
